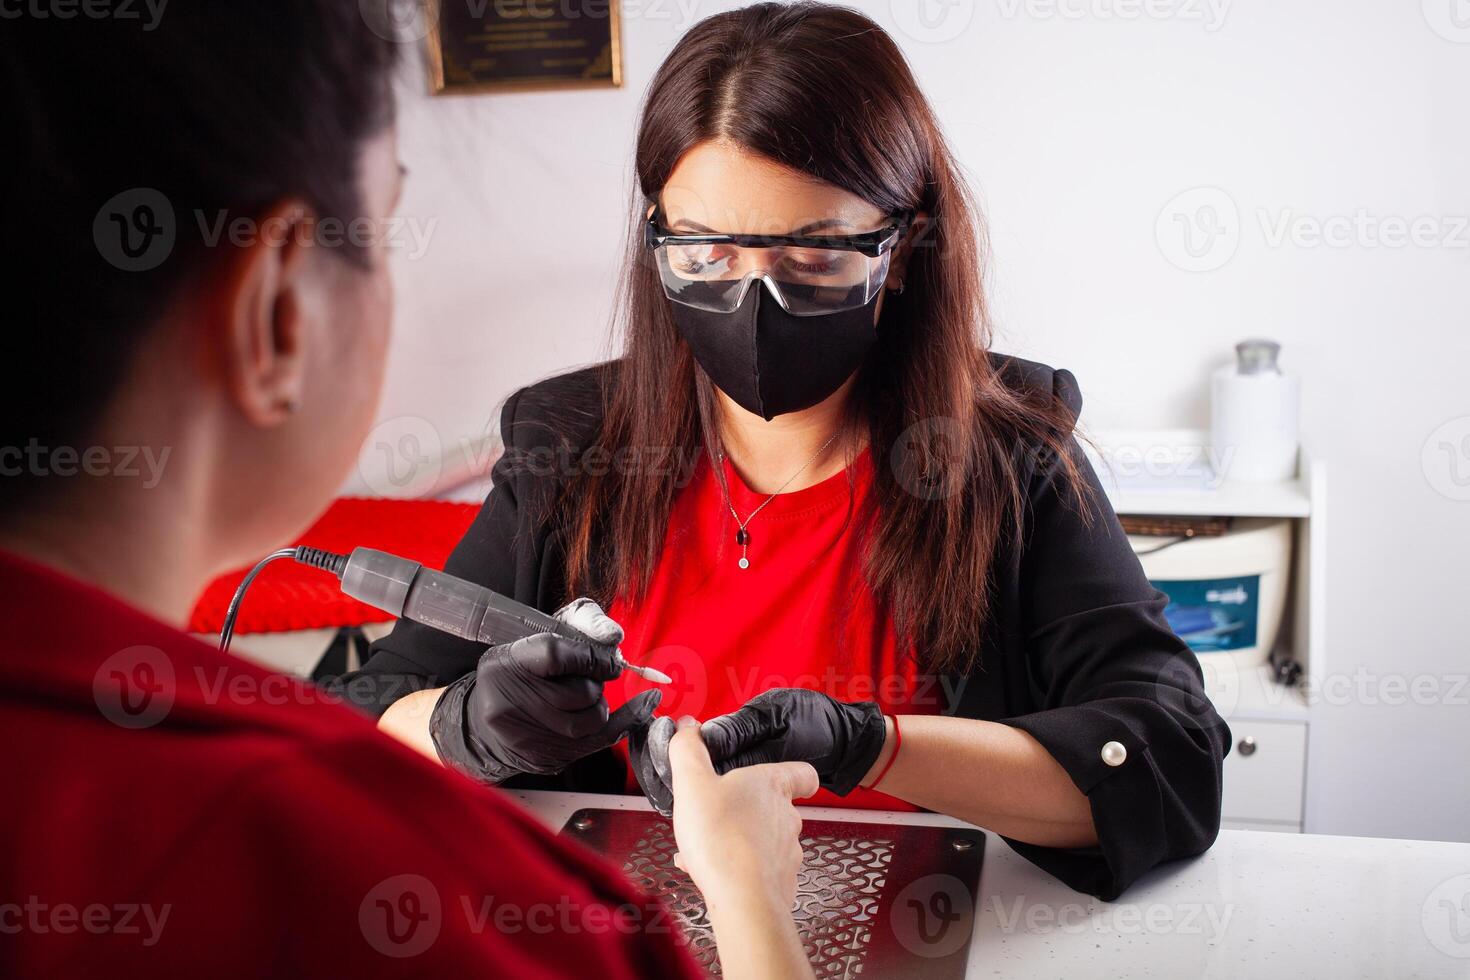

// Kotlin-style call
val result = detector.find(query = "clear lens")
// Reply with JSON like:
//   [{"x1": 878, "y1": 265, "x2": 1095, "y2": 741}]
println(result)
[{"x1": 654, "y1": 242, "x2": 892, "y2": 316}]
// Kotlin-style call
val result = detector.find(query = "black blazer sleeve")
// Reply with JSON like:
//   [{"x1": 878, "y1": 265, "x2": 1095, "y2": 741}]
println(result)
[{"x1": 998, "y1": 369, "x2": 1230, "y2": 900}]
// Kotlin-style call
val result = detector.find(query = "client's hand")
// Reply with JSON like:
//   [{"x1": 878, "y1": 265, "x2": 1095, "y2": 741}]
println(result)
[
  {"x1": 701, "y1": 688, "x2": 887, "y2": 796},
  {"x1": 667, "y1": 716, "x2": 818, "y2": 915},
  {"x1": 429, "y1": 598, "x2": 661, "y2": 783}
]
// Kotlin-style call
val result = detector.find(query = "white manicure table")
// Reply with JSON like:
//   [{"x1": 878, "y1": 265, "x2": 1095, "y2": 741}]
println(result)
[{"x1": 512, "y1": 789, "x2": 1470, "y2": 979}]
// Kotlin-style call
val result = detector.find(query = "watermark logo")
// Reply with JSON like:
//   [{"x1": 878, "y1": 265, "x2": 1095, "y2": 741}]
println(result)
[
  {"x1": 1423, "y1": 873, "x2": 1470, "y2": 959},
  {"x1": 93, "y1": 646, "x2": 175, "y2": 729},
  {"x1": 1195, "y1": 653, "x2": 1240, "y2": 721},
  {"x1": 94, "y1": 188, "x2": 176, "y2": 273},
  {"x1": 94, "y1": 190, "x2": 436, "y2": 271},
  {"x1": 891, "y1": 874, "x2": 974, "y2": 958},
  {"x1": 1422, "y1": 416, "x2": 1470, "y2": 501},
  {"x1": 1156, "y1": 187, "x2": 1240, "y2": 272},
  {"x1": 358, "y1": 415, "x2": 444, "y2": 498},
  {"x1": 641, "y1": 645, "x2": 709, "y2": 718},
  {"x1": 890, "y1": 416, "x2": 969, "y2": 501},
  {"x1": 1423, "y1": 0, "x2": 1470, "y2": 43},
  {"x1": 890, "y1": 0, "x2": 976, "y2": 44},
  {"x1": 1153, "y1": 652, "x2": 1238, "y2": 726},
  {"x1": 1159, "y1": 193, "x2": 1470, "y2": 270},
  {"x1": 360, "y1": 0, "x2": 438, "y2": 42},
  {"x1": 360, "y1": 874, "x2": 442, "y2": 958}
]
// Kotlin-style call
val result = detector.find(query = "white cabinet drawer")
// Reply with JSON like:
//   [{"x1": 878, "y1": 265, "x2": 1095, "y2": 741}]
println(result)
[{"x1": 1221, "y1": 719, "x2": 1307, "y2": 825}]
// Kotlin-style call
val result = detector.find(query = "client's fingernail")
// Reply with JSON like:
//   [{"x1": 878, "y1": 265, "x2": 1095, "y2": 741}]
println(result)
[{"x1": 677, "y1": 715, "x2": 697, "y2": 729}]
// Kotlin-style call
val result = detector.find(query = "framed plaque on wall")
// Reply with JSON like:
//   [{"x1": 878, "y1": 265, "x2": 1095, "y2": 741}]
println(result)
[{"x1": 428, "y1": 0, "x2": 622, "y2": 94}]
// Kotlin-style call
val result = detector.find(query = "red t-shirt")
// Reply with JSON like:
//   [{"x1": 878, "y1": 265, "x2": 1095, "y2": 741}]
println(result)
[
  {"x1": 607, "y1": 449, "x2": 939, "y2": 810},
  {"x1": 0, "y1": 550, "x2": 698, "y2": 978}
]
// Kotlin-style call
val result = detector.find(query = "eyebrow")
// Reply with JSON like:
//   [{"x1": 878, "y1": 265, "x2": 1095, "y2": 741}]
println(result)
[{"x1": 668, "y1": 216, "x2": 858, "y2": 236}]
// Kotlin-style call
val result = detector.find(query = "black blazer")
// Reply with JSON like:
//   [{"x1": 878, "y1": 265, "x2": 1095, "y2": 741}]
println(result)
[{"x1": 338, "y1": 355, "x2": 1230, "y2": 900}]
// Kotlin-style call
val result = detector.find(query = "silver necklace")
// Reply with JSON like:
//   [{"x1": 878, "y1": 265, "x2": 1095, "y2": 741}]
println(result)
[{"x1": 718, "y1": 431, "x2": 842, "y2": 570}]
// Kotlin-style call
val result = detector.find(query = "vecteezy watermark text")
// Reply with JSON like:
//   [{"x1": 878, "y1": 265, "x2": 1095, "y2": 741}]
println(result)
[
  {"x1": 194, "y1": 209, "x2": 437, "y2": 261},
  {"x1": 358, "y1": 874, "x2": 684, "y2": 958},
  {"x1": 989, "y1": 895, "x2": 1236, "y2": 942},
  {"x1": 0, "y1": 0, "x2": 168, "y2": 31},
  {"x1": 92, "y1": 645, "x2": 437, "y2": 730},
  {"x1": 94, "y1": 188, "x2": 438, "y2": 273},
  {"x1": 0, "y1": 440, "x2": 170, "y2": 488},
  {"x1": 1158, "y1": 186, "x2": 1470, "y2": 272},
  {"x1": 0, "y1": 897, "x2": 171, "y2": 947},
  {"x1": 1258, "y1": 209, "x2": 1470, "y2": 251},
  {"x1": 995, "y1": 0, "x2": 1231, "y2": 32}
]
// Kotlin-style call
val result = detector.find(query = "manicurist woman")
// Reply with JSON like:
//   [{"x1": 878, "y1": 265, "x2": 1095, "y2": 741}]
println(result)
[{"x1": 361, "y1": 2, "x2": 1230, "y2": 900}]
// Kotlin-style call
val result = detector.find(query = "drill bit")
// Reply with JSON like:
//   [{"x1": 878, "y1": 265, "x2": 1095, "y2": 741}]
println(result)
[{"x1": 615, "y1": 652, "x2": 672, "y2": 685}]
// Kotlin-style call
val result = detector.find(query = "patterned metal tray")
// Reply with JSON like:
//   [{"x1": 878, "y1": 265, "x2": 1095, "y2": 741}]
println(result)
[{"x1": 561, "y1": 808, "x2": 983, "y2": 978}]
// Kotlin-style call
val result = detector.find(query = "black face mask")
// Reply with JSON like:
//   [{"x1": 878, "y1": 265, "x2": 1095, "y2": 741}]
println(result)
[{"x1": 668, "y1": 282, "x2": 880, "y2": 421}]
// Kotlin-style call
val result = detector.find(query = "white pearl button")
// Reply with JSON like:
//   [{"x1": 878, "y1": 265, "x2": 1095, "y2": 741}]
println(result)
[{"x1": 1101, "y1": 740, "x2": 1127, "y2": 767}]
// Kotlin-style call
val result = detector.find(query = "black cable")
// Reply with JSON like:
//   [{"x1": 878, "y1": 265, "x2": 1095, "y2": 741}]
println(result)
[
  {"x1": 218, "y1": 546, "x2": 349, "y2": 653},
  {"x1": 1131, "y1": 535, "x2": 1190, "y2": 557}
]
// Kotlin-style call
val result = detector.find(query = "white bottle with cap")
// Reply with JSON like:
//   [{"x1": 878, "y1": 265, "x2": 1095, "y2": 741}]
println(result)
[{"x1": 1210, "y1": 339, "x2": 1301, "y2": 483}]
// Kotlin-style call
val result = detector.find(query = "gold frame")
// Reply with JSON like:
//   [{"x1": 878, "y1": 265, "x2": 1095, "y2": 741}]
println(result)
[{"x1": 425, "y1": 0, "x2": 623, "y2": 95}]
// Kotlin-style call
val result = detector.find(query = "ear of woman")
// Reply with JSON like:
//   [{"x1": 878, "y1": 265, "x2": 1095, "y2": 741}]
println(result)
[{"x1": 886, "y1": 211, "x2": 931, "y2": 291}]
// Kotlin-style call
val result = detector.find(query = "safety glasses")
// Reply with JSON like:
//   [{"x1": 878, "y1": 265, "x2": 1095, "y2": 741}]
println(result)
[{"x1": 645, "y1": 209, "x2": 910, "y2": 316}]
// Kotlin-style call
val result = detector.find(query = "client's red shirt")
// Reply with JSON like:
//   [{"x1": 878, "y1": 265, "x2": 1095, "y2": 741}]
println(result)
[
  {"x1": 0, "y1": 550, "x2": 698, "y2": 978},
  {"x1": 607, "y1": 449, "x2": 939, "y2": 810}
]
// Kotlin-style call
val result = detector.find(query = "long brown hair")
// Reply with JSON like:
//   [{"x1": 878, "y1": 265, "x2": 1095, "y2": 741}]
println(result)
[{"x1": 558, "y1": 2, "x2": 1089, "y2": 672}]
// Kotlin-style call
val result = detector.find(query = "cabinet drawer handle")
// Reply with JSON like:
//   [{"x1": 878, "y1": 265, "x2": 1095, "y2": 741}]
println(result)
[{"x1": 1237, "y1": 736, "x2": 1257, "y2": 757}]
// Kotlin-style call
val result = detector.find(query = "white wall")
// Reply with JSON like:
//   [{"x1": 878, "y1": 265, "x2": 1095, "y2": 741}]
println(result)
[{"x1": 354, "y1": 0, "x2": 1470, "y2": 843}]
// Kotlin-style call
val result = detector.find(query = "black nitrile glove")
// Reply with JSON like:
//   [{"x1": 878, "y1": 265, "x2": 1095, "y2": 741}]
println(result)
[
  {"x1": 628, "y1": 714, "x2": 677, "y2": 816},
  {"x1": 429, "y1": 598, "x2": 661, "y2": 783},
  {"x1": 701, "y1": 688, "x2": 887, "y2": 796}
]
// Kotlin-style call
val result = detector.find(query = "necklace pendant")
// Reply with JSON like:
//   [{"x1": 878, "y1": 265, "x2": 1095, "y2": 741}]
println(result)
[{"x1": 720, "y1": 429, "x2": 839, "y2": 576}]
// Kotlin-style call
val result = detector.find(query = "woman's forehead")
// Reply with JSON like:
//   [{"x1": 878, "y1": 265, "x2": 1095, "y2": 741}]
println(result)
[{"x1": 661, "y1": 140, "x2": 885, "y2": 236}]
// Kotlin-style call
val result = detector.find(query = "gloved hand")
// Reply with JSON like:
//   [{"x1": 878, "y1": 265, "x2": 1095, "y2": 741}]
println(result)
[
  {"x1": 701, "y1": 689, "x2": 887, "y2": 796},
  {"x1": 631, "y1": 689, "x2": 888, "y2": 813},
  {"x1": 429, "y1": 597, "x2": 661, "y2": 783},
  {"x1": 629, "y1": 714, "x2": 677, "y2": 816}
]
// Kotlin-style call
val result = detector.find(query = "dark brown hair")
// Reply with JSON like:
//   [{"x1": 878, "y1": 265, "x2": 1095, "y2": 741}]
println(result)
[{"x1": 560, "y1": 1, "x2": 1089, "y2": 672}]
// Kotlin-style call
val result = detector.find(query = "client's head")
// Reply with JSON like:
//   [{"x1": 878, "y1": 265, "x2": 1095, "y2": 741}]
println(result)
[{"x1": 1, "y1": 3, "x2": 402, "y2": 584}]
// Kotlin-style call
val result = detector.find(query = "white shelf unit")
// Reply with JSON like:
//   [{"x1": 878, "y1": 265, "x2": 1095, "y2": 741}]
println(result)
[{"x1": 1088, "y1": 429, "x2": 1326, "y2": 834}]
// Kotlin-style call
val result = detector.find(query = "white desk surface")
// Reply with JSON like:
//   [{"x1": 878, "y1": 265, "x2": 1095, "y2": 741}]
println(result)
[{"x1": 512, "y1": 789, "x2": 1470, "y2": 980}]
